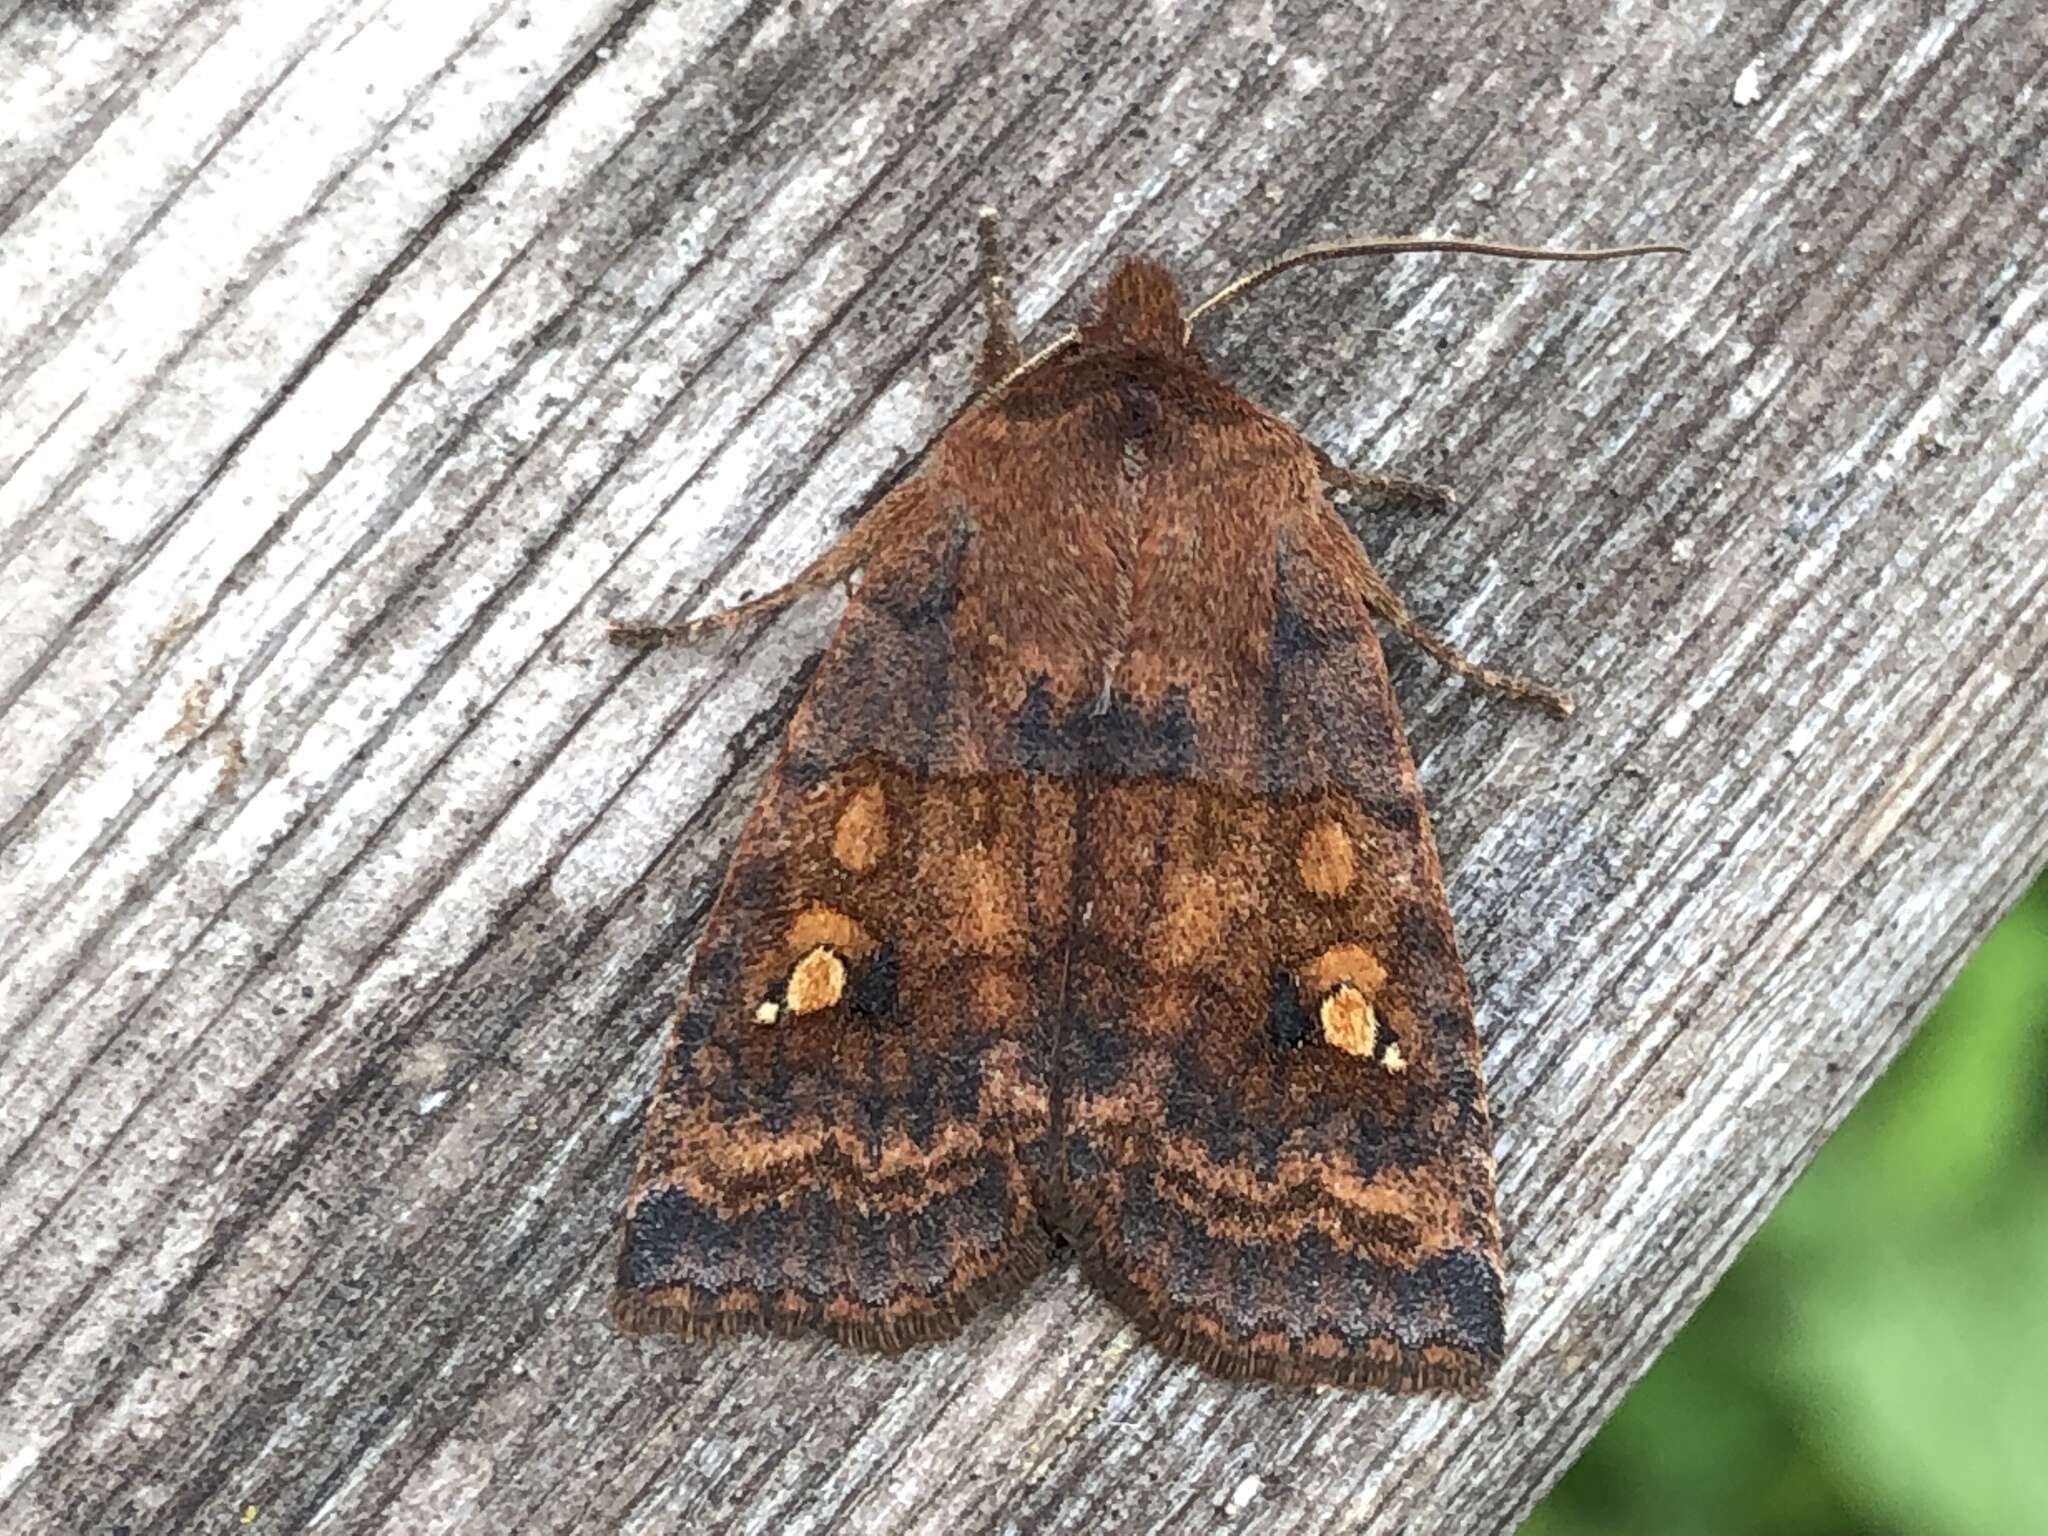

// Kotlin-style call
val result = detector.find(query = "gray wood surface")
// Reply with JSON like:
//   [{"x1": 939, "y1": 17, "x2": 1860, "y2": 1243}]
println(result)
[{"x1": 3, "y1": 1, "x2": 2044, "y2": 1531}]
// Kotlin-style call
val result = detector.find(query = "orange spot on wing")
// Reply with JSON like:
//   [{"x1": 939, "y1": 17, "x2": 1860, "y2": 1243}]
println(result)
[
  {"x1": 787, "y1": 906, "x2": 873, "y2": 957},
  {"x1": 785, "y1": 946, "x2": 847, "y2": 1014},
  {"x1": 1155, "y1": 868, "x2": 1228, "y2": 968},
  {"x1": 945, "y1": 846, "x2": 1023, "y2": 954},
  {"x1": 832, "y1": 782, "x2": 888, "y2": 873},
  {"x1": 1319, "y1": 984, "x2": 1379, "y2": 1056},
  {"x1": 1297, "y1": 818, "x2": 1356, "y2": 896},
  {"x1": 1303, "y1": 944, "x2": 1386, "y2": 998}
]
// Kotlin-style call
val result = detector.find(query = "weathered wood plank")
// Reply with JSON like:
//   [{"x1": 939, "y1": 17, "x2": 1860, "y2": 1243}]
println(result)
[{"x1": 1, "y1": 1, "x2": 2042, "y2": 1531}]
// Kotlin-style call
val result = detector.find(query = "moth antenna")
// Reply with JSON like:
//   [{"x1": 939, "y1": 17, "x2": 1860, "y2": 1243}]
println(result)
[
  {"x1": 1184, "y1": 235, "x2": 1689, "y2": 332},
  {"x1": 974, "y1": 205, "x2": 1024, "y2": 386},
  {"x1": 994, "y1": 328, "x2": 1079, "y2": 393}
]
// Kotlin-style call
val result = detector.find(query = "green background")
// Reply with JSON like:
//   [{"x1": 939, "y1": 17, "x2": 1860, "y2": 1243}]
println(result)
[{"x1": 1521, "y1": 870, "x2": 2048, "y2": 1536}]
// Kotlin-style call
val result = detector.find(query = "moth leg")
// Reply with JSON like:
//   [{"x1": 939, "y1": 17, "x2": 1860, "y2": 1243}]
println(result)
[
  {"x1": 1356, "y1": 561, "x2": 1575, "y2": 717},
  {"x1": 606, "y1": 531, "x2": 869, "y2": 647},
  {"x1": 1314, "y1": 444, "x2": 1456, "y2": 514},
  {"x1": 608, "y1": 476, "x2": 946, "y2": 648},
  {"x1": 974, "y1": 205, "x2": 1023, "y2": 388}
]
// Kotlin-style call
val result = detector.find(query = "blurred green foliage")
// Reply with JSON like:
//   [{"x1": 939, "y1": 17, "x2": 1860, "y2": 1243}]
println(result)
[{"x1": 1522, "y1": 870, "x2": 2048, "y2": 1536}]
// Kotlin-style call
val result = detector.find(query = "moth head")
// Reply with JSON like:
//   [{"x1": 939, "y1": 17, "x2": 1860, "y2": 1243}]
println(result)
[{"x1": 1078, "y1": 258, "x2": 1196, "y2": 360}]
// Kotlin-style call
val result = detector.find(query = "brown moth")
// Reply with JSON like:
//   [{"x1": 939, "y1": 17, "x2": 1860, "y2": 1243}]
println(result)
[{"x1": 608, "y1": 213, "x2": 1680, "y2": 1391}]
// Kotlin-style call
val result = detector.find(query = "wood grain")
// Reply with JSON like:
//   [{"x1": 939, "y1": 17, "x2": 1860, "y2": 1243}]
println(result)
[{"x1": 2, "y1": 1, "x2": 2043, "y2": 1531}]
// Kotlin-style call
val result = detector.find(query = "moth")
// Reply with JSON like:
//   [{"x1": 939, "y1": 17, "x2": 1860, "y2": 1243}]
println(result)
[{"x1": 608, "y1": 213, "x2": 1678, "y2": 1391}]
